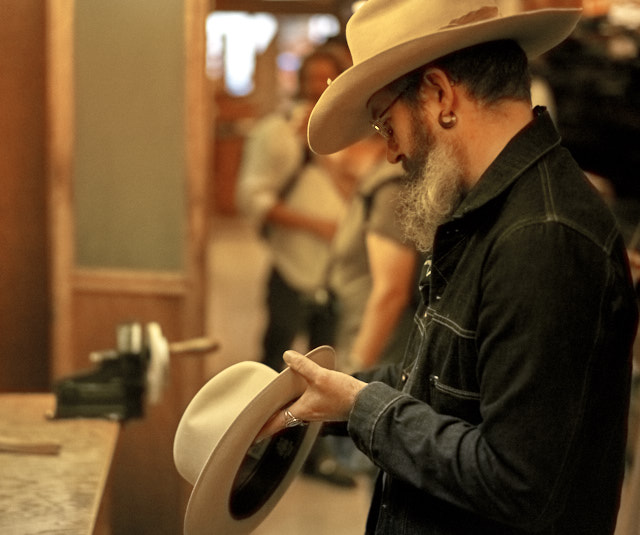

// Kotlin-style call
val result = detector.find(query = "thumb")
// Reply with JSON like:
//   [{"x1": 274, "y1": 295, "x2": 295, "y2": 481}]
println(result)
[{"x1": 283, "y1": 350, "x2": 318, "y2": 380}]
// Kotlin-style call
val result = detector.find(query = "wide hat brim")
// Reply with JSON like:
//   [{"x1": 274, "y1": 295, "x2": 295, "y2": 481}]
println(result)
[
  {"x1": 175, "y1": 346, "x2": 335, "y2": 535},
  {"x1": 308, "y1": 7, "x2": 581, "y2": 155}
]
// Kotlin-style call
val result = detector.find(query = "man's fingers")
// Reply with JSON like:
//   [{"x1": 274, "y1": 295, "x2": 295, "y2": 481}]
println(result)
[
  {"x1": 255, "y1": 404, "x2": 307, "y2": 444},
  {"x1": 253, "y1": 348, "x2": 328, "y2": 444},
  {"x1": 255, "y1": 410, "x2": 284, "y2": 443}
]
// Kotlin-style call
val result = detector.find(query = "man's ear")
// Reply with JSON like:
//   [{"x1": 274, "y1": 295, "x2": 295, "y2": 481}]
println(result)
[{"x1": 420, "y1": 68, "x2": 455, "y2": 107}]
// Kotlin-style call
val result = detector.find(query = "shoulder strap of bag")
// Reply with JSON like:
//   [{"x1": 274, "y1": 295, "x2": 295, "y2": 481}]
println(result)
[{"x1": 260, "y1": 147, "x2": 312, "y2": 238}]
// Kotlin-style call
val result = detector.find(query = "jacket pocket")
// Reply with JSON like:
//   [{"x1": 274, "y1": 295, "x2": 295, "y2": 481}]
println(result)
[{"x1": 429, "y1": 374, "x2": 482, "y2": 424}]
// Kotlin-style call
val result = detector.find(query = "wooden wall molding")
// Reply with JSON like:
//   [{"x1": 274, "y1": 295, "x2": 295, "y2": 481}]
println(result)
[{"x1": 73, "y1": 268, "x2": 188, "y2": 297}]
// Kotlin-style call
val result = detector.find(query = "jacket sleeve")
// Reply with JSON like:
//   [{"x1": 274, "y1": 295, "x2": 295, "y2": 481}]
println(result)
[{"x1": 353, "y1": 361, "x2": 404, "y2": 387}]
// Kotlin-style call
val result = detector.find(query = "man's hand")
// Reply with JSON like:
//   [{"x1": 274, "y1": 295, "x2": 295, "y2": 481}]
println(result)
[{"x1": 256, "y1": 350, "x2": 367, "y2": 442}]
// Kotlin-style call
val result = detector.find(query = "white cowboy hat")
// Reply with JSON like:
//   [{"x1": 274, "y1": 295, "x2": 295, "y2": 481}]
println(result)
[
  {"x1": 308, "y1": 0, "x2": 582, "y2": 154},
  {"x1": 174, "y1": 346, "x2": 335, "y2": 534}
]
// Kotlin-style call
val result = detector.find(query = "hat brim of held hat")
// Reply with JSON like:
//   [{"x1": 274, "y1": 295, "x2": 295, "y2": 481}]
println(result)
[
  {"x1": 177, "y1": 346, "x2": 335, "y2": 535},
  {"x1": 308, "y1": 8, "x2": 581, "y2": 155}
]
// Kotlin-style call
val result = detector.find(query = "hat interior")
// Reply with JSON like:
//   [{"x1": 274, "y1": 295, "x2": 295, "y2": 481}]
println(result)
[{"x1": 229, "y1": 425, "x2": 308, "y2": 519}]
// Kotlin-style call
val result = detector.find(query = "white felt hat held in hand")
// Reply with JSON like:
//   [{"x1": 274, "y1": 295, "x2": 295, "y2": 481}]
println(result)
[{"x1": 174, "y1": 345, "x2": 335, "y2": 534}]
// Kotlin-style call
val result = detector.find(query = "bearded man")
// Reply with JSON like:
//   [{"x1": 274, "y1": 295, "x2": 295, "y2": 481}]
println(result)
[{"x1": 259, "y1": 1, "x2": 639, "y2": 534}]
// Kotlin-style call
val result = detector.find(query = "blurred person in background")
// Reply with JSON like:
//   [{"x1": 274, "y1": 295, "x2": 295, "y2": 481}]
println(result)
[
  {"x1": 237, "y1": 48, "x2": 357, "y2": 486},
  {"x1": 318, "y1": 134, "x2": 422, "y2": 480},
  {"x1": 320, "y1": 135, "x2": 420, "y2": 373},
  {"x1": 237, "y1": 49, "x2": 349, "y2": 373}
]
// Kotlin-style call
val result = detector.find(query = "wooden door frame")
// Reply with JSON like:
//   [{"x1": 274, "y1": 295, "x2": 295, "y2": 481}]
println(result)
[{"x1": 46, "y1": 0, "x2": 75, "y2": 381}]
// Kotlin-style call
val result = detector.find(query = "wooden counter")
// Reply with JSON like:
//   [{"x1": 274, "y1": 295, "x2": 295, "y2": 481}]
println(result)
[{"x1": 0, "y1": 393, "x2": 119, "y2": 535}]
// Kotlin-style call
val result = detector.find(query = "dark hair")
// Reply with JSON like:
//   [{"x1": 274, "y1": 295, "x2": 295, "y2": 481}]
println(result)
[
  {"x1": 297, "y1": 50, "x2": 344, "y2": 87},
  {"x1": 396, "y1": 40, "x2": 532, "y2": 106}
]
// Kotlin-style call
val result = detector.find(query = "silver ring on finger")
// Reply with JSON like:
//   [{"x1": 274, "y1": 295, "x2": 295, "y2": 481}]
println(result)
[{"x1": 283, "y1": 408, "x2": 307, "y2": 428}]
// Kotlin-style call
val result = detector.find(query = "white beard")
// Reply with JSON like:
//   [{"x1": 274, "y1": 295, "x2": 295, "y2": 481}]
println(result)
[{"x1": 398, "y1": 120, "x2": 467, "y2": 253}]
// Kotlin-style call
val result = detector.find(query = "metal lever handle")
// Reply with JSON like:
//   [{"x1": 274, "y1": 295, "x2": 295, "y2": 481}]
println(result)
[{"x1": 169, "y1": 337, "x2": 220, "y2": 355}]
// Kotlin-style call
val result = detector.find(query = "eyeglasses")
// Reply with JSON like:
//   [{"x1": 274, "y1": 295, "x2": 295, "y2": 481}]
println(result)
[{"x1": 370, "y1": 89, "x2": 405, "y2": 140}]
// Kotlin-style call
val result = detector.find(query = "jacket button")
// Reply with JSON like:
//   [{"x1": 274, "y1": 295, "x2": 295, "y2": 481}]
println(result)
[{"x1": 424, "y1": 259, "x2": 432, "y2": 278}]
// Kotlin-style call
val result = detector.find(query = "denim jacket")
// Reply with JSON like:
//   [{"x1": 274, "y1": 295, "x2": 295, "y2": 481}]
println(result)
[{"x1": 348, "y1": 109, "x2": 638, "y2": 535}]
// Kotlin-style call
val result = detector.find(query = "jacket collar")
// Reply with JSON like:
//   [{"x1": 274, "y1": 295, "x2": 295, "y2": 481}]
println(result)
[{"x1": 452, "y1": 107, "x2": 562, "y2": 220}]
